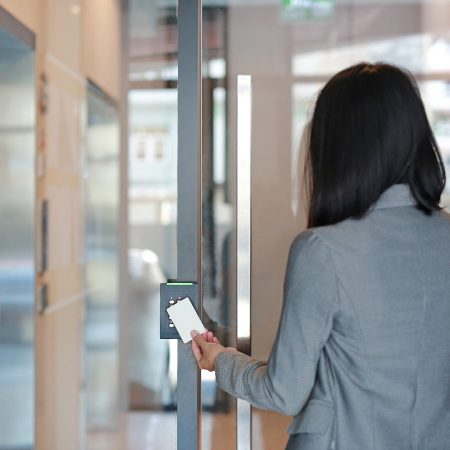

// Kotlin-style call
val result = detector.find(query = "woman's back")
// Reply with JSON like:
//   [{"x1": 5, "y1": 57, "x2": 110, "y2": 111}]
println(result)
[{"x1": 297, "y1": 184, "x2": 450, "y2": 450}]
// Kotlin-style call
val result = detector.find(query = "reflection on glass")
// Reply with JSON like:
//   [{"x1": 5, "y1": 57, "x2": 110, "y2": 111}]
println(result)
[
  {"x1": 84, "y1": 83, "x2": 120, "y2": 433},
  {"x1": 0, "y1": 27, "x2": 35, "y2": 449}
]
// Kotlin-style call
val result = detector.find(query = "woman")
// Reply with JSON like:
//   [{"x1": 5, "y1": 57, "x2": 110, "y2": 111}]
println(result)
[{"x1": 191, "y1": 63, "x2": 450, "y2": 450}]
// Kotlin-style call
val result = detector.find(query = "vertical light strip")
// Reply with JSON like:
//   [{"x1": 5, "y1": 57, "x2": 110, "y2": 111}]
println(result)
[
  {"x1": 237, "y1": 74, "x2": 252, "y2": 450},
  {"x1": 118, "y1": 0, "x2": 130, "y2": 413}
]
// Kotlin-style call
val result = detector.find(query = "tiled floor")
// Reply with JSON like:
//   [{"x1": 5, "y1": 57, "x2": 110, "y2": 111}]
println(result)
[{"x1": 87, "y1": 409, "x2": 290, "y2": 450}]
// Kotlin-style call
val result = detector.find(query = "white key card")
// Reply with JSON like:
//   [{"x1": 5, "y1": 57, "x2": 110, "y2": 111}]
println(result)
[{"x1": 167, "y1": 297, "x2": 206, "y2": 343}]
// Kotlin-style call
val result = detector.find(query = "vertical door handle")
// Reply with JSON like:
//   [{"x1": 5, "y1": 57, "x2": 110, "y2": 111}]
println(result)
[{"x1": 236, "y1": 74, "x2": 252, "y2": 450}]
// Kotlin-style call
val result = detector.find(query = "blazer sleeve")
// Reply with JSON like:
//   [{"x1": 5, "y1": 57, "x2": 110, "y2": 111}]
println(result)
[{"x1": 214, "y1": 230, "x2": 338, "y2": 416}]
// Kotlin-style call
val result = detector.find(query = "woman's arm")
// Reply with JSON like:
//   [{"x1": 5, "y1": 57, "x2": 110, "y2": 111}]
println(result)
[{"x1": 207, "y1": 230, "x2": 339, "y2": 416}]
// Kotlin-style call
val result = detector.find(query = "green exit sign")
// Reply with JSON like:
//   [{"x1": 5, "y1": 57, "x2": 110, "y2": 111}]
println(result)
[{"x1": 281, "y1": 0, "x2": 334, "y2": 21}]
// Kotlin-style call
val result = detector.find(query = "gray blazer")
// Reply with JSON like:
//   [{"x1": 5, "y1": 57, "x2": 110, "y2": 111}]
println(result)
[{"x1": 215, "y1": 184, "x2": 450, "y2": 450}]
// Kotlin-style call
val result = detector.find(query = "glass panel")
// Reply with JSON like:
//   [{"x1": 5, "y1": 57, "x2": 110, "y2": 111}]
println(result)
[
  {"x1": 128, "y1": 86, "x2": 177, "y2": 404},
  {"x1": 0, "y1": 27, "x2": 35, "y2": 450},
  {"x1": 84, "y1": 83, "x2": 120, "y2": 436},
  {"x1": 127, "y1": 86, "x2": 177, "y2": 448},
  {"x1": 125, "y1": 1, "x2": 179, "y2": 447},
  {"x1": 201, "y1": 1, "x2": 450, "y2": 449}
]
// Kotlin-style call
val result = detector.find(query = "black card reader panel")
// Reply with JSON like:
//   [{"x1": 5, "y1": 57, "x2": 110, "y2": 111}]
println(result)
[{"x1": 160, "y1": 282, "x2": 199, "y2": 339}]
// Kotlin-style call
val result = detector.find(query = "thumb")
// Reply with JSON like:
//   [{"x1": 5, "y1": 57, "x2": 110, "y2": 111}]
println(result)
[{"x1": 191, "y1": 330, "x2": 200, "y2": 339}]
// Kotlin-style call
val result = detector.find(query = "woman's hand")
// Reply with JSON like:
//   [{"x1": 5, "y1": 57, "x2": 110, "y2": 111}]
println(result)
[{"x1": 190, "y1": 330, "x2": 235, "y2": 372}]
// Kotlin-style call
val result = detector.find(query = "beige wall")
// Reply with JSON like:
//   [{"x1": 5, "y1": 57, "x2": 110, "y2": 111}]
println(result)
[
  {"x1": 0, "y1": 1, "x2": 122, "y2": 449},
  {"x1": 84, "y1": 0, "x2": 121, "y2": 100},
  {"x1": 0, "y1": 0, "x2": 40, "y2": 32}
]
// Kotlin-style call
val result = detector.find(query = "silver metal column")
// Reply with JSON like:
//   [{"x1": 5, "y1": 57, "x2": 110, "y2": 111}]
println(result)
[
  {"x1": 177, "y1": 1, "x2": 202, "y2": 449},
  {"x1": 118, "y1": 0, "x2": 130, "y2": 413},
  {"x1": 236, "y1": 75, "x2": 252, "y2": 450}
]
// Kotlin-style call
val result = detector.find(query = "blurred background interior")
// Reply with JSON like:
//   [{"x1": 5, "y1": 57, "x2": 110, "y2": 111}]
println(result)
[{"x1": 0, "y1": 0, "x2": 449, "y2": 449}]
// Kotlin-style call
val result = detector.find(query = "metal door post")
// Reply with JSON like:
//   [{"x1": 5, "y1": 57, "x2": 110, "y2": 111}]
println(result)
[{"x1": 177, "y1": 1, "x2": 202, "y2": 449}]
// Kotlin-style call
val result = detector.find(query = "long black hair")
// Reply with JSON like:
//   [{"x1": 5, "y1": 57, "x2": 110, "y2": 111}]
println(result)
[{"x1": 305, "y1": 62, "x2": 446, "y2": 228}]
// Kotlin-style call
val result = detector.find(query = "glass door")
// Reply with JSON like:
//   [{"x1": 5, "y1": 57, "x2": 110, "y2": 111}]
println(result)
[
  {"x1": 0, "y1": 12, "x2": 36, "y2": 450},
  {"x1": 84, "y1": 82, "x2": 120, "y2": 442},
  {"x1": 176, "y1": 1, "x2": 450, "y2": 449}
]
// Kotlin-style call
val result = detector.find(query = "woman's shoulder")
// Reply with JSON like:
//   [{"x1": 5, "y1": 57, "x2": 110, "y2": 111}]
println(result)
[
  {"x1": 436, "y1": 208, "x2": 450, "y2": 227},
  {"x1": 294, "y1": 205, "x2": 450, "y2": 255},
  {"x1": 291, "y1": 217, "x2": 359, "y2": 252}
]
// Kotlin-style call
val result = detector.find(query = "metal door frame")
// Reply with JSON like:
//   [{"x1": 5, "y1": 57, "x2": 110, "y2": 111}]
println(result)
[
  {"x1": 177, "y1": 3, "x2": 253, "y2": 449},
  {"x1": 177, "y1": 1, "x2": 203, "y2": 449}
]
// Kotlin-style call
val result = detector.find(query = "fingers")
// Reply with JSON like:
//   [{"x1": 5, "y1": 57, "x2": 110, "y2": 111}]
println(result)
[
  {"x1": 194, "y1": 335, "x2": 207, "y2": 352},
  {"x1": 191, "y1": 330, "x2": 207, "y2": 368},
  {"x1": 190, "y1": 330, "x2": 220, "y2": 371},
  {"x1": 203, "y1": 330, "x2": 221, "y2": 345},
  {"x1": 191, "y1": 331, "x2": 205, "y2": 347},
  {"x1": 191, "y1": 337, "x2": 202, "y2": 363}
]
